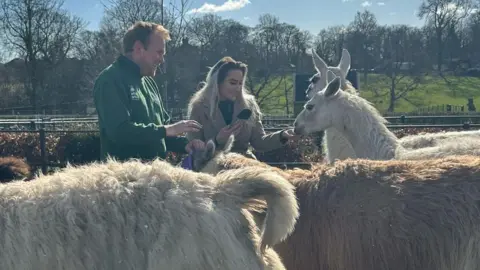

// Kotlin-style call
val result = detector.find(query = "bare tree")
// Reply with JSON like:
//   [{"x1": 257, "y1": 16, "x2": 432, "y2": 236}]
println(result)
[
  {"x1": 40, "y1": 12, "x2": 85, "y2": 65},
  {"x1": 101, "y1": 0, "x2": 193, "y2": 49},
  {"x1": 462, "y1": 10, "x2": 480, "y2": 62},
  {"x1": 314, "y1": 26, "x2": 347, "y2": 65},
  {"x1": 187, "y1": 14, "x2": 224, "y2": 58},
  {"x1": 0, "y1": 0, "x2": 84, "y2": 112},
  {"x1": 380, "y1": 25, "x2": 425, "y2": 112},
  {"x1": 101, "y1": 0, "x2": 163, "y2": 32},
  {"x1": 418, "y1": 0, "x2": 476, "y2": 74},
  {"x1": 245, "y1": 14, "x2": 310, "y2": 113},
  {"x1": 0, "y1": 46, "x2": 6, "y2": 63},
  {"x1": 347, "y1": 10, "x2": 380, "y2": 83}
]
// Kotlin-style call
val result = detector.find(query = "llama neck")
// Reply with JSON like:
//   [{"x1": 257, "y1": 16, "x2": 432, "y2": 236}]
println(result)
[
  {"x1": 324, "y1": 128, "x2": 356, "y2": 163},
  {"x1": 335, "y1": 101, "x2": 400, "y2": 160}
]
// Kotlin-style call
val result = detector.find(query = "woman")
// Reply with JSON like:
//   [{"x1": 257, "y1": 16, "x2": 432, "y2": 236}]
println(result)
[{"x1": 186, "y1": 56, "x2": 297, "y2": 159}]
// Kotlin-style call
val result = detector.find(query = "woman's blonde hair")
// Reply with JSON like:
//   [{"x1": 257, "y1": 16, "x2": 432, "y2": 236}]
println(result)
[{"x1": 187, "y1": 56, "x2": 262, "y2": 123}]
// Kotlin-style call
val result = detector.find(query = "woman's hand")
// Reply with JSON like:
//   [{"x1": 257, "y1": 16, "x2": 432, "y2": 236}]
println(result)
[
  {"x1": 216, "y1": 121, "x2": 244, "y2": 144},
  {"x1": 281, "y1": 128, "x2": 301, "y2": 141}
]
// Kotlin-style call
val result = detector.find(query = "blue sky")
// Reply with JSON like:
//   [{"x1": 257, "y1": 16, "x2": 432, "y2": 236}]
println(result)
[{"x1": 64, "y1": 0, "x2": 425, "y2": 34}]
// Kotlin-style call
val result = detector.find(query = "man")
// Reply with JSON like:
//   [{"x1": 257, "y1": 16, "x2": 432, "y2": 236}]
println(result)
[{"x1": 93, "y1": 21, "x2": 204, "y2": 161}]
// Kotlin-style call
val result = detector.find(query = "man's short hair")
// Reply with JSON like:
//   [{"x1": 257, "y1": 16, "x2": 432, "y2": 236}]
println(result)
[{"x1": 123, "y1": 21, "x2": 171, "y2": 54}]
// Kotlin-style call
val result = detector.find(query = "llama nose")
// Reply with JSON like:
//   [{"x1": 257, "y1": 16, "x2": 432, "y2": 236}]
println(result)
[
  {"x1": 293, "y1": 122, "x2": 304, "y2": 135},
  {"x1": 294, "y1": 127, "x2": 303, "y2": 135}
]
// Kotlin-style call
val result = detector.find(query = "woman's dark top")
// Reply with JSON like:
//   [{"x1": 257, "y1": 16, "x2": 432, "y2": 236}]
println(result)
[{"x1": 218, "y1": 100, "x2": 234, "y2": 125}]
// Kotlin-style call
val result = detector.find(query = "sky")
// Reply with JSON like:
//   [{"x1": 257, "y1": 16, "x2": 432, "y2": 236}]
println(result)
[{"x1": 63, "y1": 0, "x2": 426, "y2": 34}]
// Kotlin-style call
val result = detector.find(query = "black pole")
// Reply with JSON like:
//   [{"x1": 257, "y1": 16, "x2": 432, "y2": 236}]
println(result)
[{"x1": 39, "y1": 128, "x2": 47, "y2": 175}]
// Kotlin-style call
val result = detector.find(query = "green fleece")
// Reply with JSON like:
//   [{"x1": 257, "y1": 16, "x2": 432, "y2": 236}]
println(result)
[{"x1": 93, "y1": 55, "x2": 188, "y2": 161}]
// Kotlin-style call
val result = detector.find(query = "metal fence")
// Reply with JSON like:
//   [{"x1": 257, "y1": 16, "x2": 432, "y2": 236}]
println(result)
[
  {"x1": 3, "y1": 114, "x2": 480, "y2": 131},
  {"x1": 2, "y1": 122, "x2": 480, "y2": 175}
]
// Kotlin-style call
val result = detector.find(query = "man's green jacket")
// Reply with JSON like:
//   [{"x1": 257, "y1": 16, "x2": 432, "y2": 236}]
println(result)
[{"x1": 93, "y1": 55, "x2": 188, "y2": 161}]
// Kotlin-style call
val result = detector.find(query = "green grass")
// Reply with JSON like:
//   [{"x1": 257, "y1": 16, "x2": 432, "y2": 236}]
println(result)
[
  {"x1": 257, "y1": 73, "x2": 480, "y2": 115},
  {"x1": 255, "y1": 75, "x2": 294, "y2": 115},
  {"x1": 360, "y1": 74, "x2": 480, "y2": 113}
]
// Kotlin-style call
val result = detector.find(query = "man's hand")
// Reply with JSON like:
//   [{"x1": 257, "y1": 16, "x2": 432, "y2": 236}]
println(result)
[
  {"x1": 165, "y1": 120, "x2": 202, "y2": 137},
  {"x1": 185, "y1": 139, "x2": 206, "y2": 154}
]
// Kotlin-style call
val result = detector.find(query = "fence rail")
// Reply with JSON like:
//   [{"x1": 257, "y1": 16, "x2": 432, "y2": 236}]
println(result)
[
  {"x1": 3, "y1": 114, "x2": 480, "y2": 131},
  {"x1": 2, "y1": 114, "x2": 480, "y2": 122},
  {"x1": 2, "y1": 122, "x2": 480, "y2": 175}
]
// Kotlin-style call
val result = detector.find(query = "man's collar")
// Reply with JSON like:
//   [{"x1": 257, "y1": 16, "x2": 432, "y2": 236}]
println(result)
[{"x1": 117, "y1": 55, "x2": 142, "y2": 77}]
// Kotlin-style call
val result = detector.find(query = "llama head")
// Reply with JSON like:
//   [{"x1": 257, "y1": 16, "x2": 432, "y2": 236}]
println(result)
[
  {"x1": 189, "y1": 135, "x2": 235, "y2": 173},
  {"x1": 306, "y1": 48, "x2": 352, "y2": 99},
  {"x1": 294, "y1": 71, "x2": 343, "y2": 135}
]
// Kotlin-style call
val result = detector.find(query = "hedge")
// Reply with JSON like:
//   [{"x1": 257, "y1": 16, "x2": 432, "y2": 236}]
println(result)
[{"x1": 0, "y1": 127, "x2": 463, "y2": 170}]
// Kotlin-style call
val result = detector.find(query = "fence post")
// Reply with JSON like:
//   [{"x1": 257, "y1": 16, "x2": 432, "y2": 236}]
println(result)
[
  {"x1": 39, "y1": 128, "x2": 47, "y2": 175},
  {"x1": 30, "y1": 120, "x2": 36, "y2": 130}
]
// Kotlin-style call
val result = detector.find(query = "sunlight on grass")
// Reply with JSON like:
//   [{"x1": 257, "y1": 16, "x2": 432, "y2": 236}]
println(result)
[{"x1": 360, "y1": 74, "x2": 480, "y2": 113}]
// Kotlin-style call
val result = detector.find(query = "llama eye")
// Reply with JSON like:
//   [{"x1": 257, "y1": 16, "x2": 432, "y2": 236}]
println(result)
[{"x1": 306, "y1": 104, "x2": 314, "y2": 111}]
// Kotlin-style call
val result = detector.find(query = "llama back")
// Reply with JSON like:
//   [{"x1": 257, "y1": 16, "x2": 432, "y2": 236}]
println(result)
[
  {"x1": 196, "y1": 150, "x2": 480, "y2": 270},
  {"x1": 399, "y1": 129, "x2": 480, "y2": 149},
  {"x1": 397, "y1": 137, "x2": 480, "y2": 160},
  {"x1": 274, "y1": 156, "x2": 480, "y2": 270}
]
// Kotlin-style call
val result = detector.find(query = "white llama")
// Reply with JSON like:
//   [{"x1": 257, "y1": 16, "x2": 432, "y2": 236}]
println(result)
[
  {"x1": 307, "y1": 49, "x2": 357, "y2": 164},
  {"x1": 308, "y1": 49, "x2": 480, "y2": 160},
  {"x1": 294, "y1": 73, "x2": 480, "y2": 160}
]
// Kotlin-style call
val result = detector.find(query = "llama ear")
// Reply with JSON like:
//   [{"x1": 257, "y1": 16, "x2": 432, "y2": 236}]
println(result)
[
  {"x1": 338, "y1": 49, "x2": 351, "y2": 75},
  {"x1": 325, "y1": 76, "x2": 341, "y2": 97},
  {"x1": 326, "y1": 70, "x2": 337, "y2": 82},
  {"x1": 205, "y1": 140, "x2": 216, "y2": 159},
  {"x1": 311, "y1": 49, "x2": 327, "y2": 74}
]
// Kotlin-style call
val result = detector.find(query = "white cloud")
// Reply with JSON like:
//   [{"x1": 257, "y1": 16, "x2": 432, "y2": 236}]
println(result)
[
  {"x1": 389, "y1": 11, "x2": 396, "y2": 15},
  {"x1": 361, "y1": 1, "x2": 372, "y2": 7},
  {"x1": 243, "y1": 16, "x2": 250, "y2": 20},
  {"x1": 377, "y1": 2, "x2": 385, "y2": 6},
  {"x1": 188, "y1": 0, "x2": 251, "y2": 14},
  {"x1": 437, "y1": 3, "x2": 478, "y2": 16}
]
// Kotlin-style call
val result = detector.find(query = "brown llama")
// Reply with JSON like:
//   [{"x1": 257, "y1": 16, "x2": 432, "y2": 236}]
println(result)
[
  {"x1": 190, "y1": 135, "x2": 480, "y2": 270},
  {"x1": 0, "y1": 156, "x2": 31, "y2": 183}
]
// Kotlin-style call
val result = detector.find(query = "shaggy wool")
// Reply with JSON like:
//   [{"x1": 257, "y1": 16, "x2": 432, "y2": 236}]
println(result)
[{"x1": 0, "y1": 158, "x2": 299, "y2": 270}]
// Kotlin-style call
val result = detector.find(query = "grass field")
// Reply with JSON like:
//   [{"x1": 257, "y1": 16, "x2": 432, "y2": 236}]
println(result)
[{"x1": 257, "y1": 73, "x2": 480, "y2": 115}]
